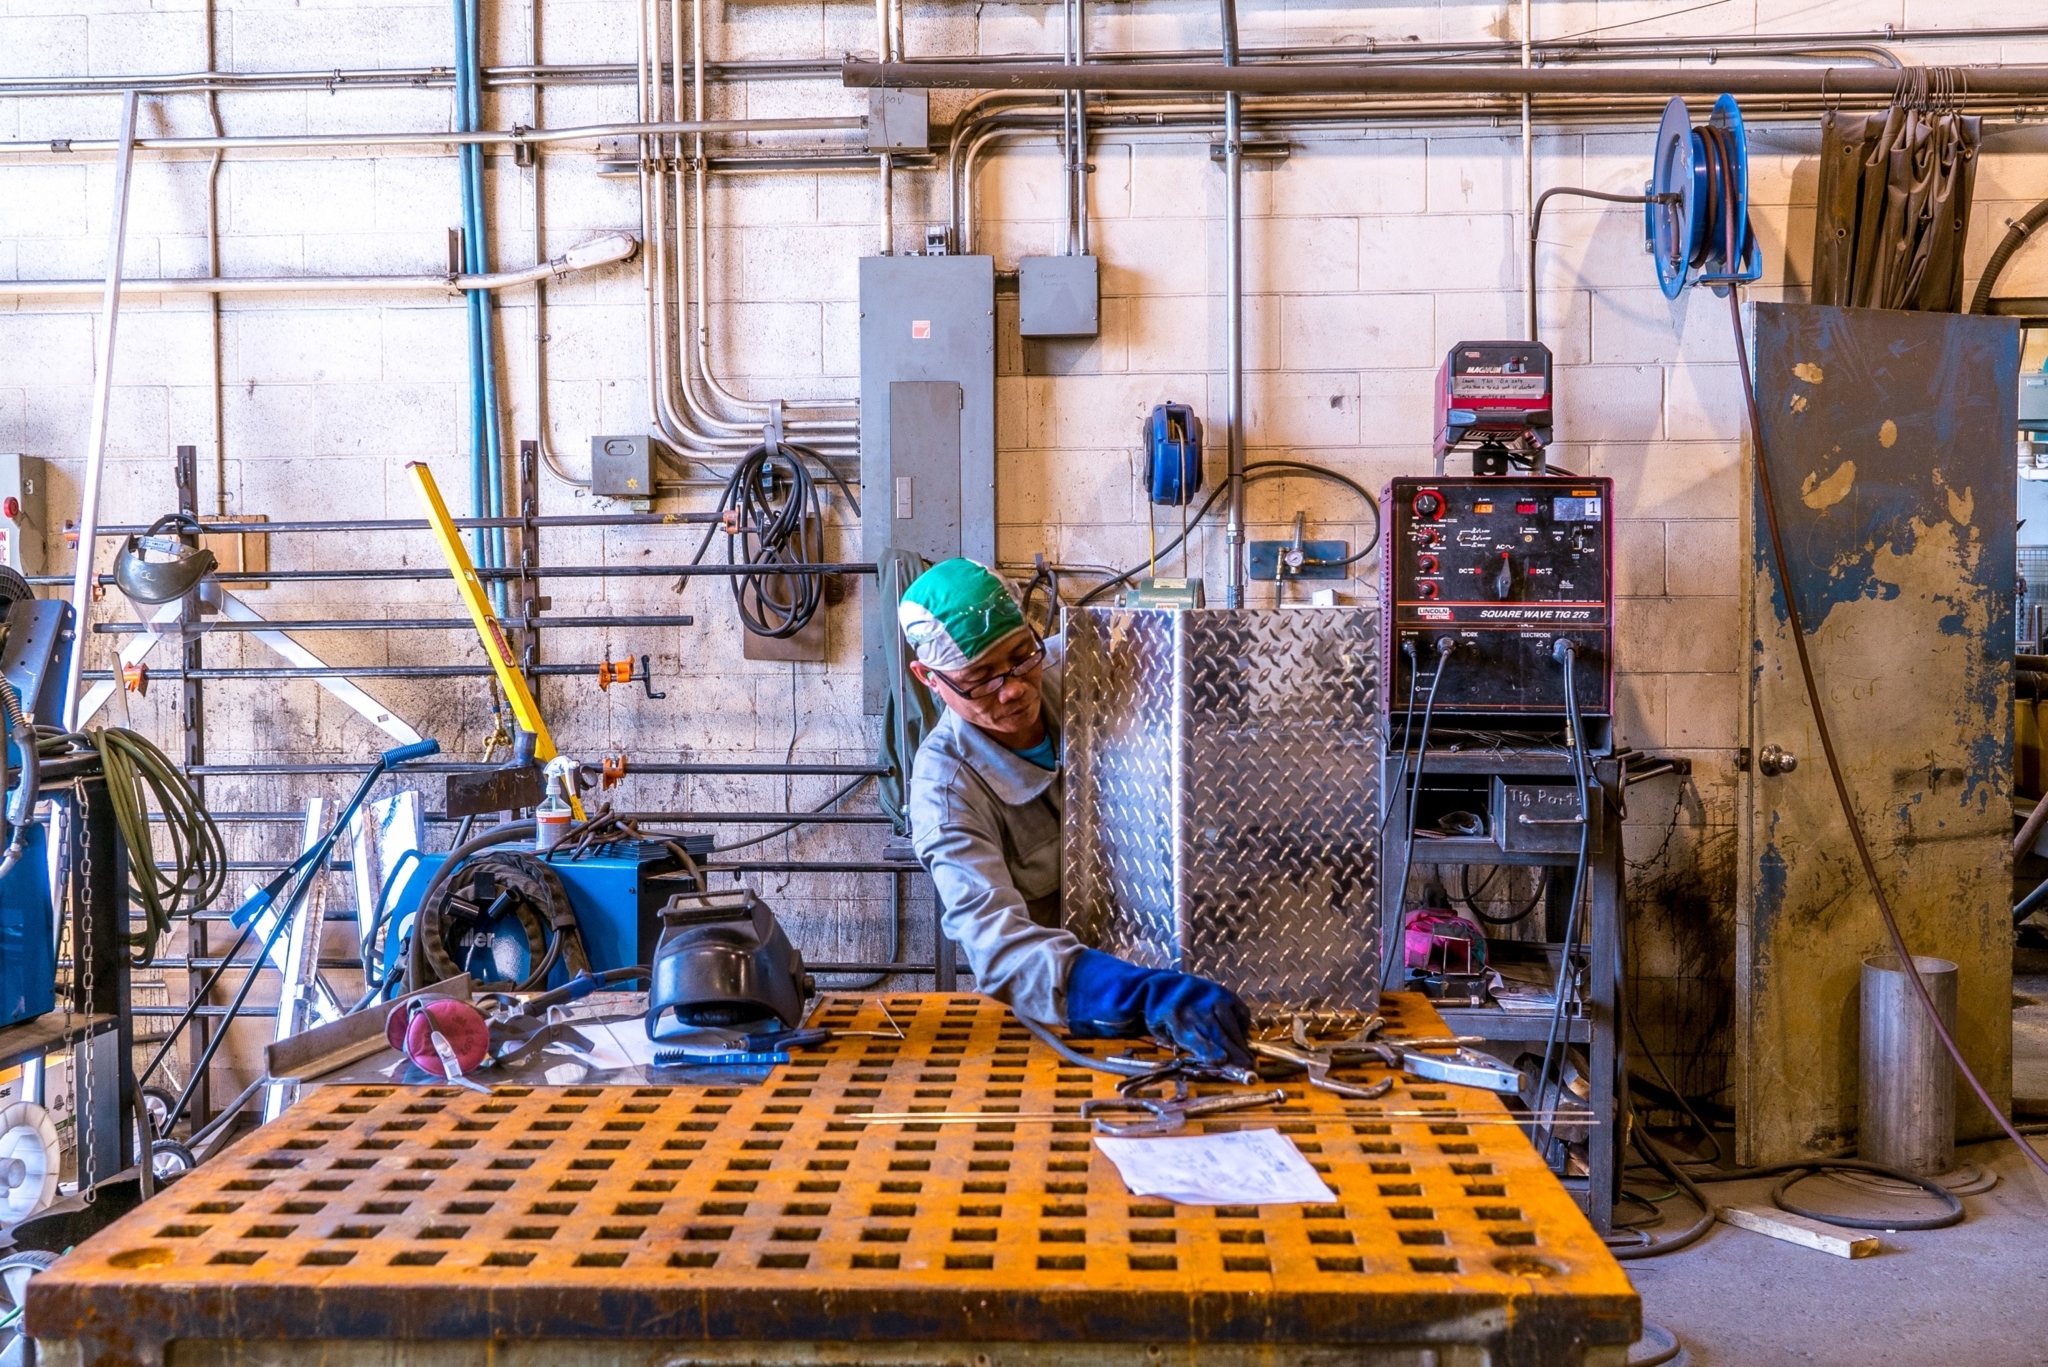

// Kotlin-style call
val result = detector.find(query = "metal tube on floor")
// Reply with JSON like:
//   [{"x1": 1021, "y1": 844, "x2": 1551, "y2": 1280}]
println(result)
[{"x1": 1860, "y1": 953, "x2": 1959, "y2": 1177}]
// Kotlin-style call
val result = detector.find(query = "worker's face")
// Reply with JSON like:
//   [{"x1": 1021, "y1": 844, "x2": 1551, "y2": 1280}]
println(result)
[{"x1": 912, "y1": 630, "x2": 1046, "y2": 736}]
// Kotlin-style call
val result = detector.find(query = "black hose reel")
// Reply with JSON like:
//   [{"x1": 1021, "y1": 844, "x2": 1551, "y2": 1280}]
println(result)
[{"x1": 411, "y1": 852, "x2": 590, "y2": 991}]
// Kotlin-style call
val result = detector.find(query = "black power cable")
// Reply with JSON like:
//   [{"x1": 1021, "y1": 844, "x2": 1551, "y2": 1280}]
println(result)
[
  {"x1": 688, "y1": 439, "x2": 858, "y2": 640},
  {"x1": 1076, "y1": 459, "x2": 1383, "y2": 607},
  {"x1": 1529, "y1": 639, "x2": 1593, "y2": 1166}
]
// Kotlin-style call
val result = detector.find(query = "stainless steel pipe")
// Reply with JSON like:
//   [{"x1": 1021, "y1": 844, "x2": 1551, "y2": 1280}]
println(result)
[
  {"x1": 842, "y1": 58, "x2": 2048, "y2": 96},
  {"x1": 1860, "y1": 953, "x2": 1958, "y2": 1177}
]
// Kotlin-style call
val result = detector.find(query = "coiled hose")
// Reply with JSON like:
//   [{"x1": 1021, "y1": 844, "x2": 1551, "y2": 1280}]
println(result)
[
  {"x1": 88, "y1": 726, "x2": 227, "y2": 965},
  {"x1": 688, "y1": 441, "x2": 861, "y2": 640},
  {"x1": 1969, "y1": 195, "x2": 2048, "y2": 315}
]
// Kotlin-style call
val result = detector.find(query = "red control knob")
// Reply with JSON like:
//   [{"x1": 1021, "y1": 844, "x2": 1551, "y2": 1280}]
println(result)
[
  {"x1": 1416, "y1": 553, "x2": 1438, "y2": 575},
  {"x1": 1413, "y1": 490, "x2": 1445, "y2": 519},
  {"x1": 1416, "y1": 582, "x2": 1439, "y2": 600},
  {"x1": 1, "y1": 498, "x2": 17, "y2": 520}
]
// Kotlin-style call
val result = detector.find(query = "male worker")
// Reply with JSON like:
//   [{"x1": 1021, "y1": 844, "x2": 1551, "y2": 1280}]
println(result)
[{"x1": 901, "y1": 558, "x2": 1253, "y2": 1066}]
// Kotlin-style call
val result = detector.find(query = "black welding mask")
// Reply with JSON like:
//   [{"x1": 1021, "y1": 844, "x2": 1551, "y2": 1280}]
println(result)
[{"x1": 646, "y1": 890, "x2": 812, "y2": 1040}]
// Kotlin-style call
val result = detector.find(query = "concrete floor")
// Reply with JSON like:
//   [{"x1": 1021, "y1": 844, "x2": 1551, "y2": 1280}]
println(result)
[{"x1": 1626, "y1": 958, "x2": 2048, "y2": 1367}]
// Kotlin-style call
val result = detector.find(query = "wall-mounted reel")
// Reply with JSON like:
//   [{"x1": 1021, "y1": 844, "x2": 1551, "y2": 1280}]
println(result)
[{"x1": 1644, "y1": 94, "x2": 1762, "y2": 299}]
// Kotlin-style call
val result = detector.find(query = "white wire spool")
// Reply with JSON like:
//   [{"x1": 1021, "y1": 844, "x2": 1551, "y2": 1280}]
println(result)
[{"x1": 0, "y1": 1102, "x2": 61, "y2": 1226}]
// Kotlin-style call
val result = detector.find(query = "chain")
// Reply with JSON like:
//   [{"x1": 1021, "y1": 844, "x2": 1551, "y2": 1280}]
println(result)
[
  {"x1": 56, "y1": 803, "x2": 76, "y2": 1173},
  {"x1": 79, "y1": 797, "x2": 99, "y2": 1204}
]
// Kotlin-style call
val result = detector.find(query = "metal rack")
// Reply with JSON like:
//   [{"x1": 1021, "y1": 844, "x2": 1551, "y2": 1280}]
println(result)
[
  {"x1": 1378, "y1": 746, "x2": 1623, "y2": 1235},
  {"x1": 45, "y1": 442, "x2": 940, "y2": 1135}
]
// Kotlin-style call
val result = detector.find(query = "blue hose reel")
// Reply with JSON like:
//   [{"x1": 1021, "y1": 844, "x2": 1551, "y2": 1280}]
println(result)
[{"x1": 1644, "y1": 94, "x2": 1761, "y2": 299}]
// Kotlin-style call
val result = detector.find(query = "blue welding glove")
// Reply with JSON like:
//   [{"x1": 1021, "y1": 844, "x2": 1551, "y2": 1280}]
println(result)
[{"x1": 1062, "y1": 948, "x2": 1254, "y2": 1069}]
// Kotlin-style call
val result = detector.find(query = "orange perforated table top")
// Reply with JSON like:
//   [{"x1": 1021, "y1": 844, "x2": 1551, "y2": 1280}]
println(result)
[{"x1": 28, "y1": 992, "x2": 1636, "y2": 1366}]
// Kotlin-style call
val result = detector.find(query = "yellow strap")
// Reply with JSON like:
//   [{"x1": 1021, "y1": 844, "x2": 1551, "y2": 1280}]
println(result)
[{"x1": 405, "y1": 462, "x2": 585, "y2": 819}]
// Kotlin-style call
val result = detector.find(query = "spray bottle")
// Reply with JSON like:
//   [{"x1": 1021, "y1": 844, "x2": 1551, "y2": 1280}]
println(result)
[{"x1": 536, "y1": 756, "x2": 578, "y2": 852}]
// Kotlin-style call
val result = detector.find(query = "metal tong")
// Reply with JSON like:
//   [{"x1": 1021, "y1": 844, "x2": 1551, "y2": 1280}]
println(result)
[
  {"x1": 1080, "y1": 1060, "x2": 1287, "y2": 1137},
  {"x1": 1250, "y1": 1016, "x2": 1398, "y2": 1100}
]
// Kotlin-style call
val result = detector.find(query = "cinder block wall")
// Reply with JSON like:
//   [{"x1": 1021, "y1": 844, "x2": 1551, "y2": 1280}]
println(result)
[{"x1": 1, "y1": 1, "x2": 2040, "y2": 1102}]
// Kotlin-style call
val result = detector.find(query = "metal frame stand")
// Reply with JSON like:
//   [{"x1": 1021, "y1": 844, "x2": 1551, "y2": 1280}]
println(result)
[{"x1": 1379, "y1": 746, "x2": 1622, "y2": 1235}]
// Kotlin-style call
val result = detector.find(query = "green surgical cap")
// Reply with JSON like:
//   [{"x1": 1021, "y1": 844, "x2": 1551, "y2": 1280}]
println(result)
[{"x1": 898, "y1": 558, "x2": 1027, "y2": 672}]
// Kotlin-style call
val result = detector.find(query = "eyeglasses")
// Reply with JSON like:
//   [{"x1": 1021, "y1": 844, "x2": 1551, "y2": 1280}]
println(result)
[{"x1": 929, "y1": 634, "x2": 1047, "y2": 701}]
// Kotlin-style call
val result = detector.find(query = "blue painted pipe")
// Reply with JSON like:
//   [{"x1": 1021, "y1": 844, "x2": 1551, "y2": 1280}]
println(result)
[{"x1": 452, "y1": 0, "x2": 507, "y2": 605}]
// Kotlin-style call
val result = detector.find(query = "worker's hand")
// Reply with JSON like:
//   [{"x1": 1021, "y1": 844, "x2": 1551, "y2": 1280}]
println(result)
[{"x1": 1061, "y1": 948, "x2": 1254, "y2": 1069}]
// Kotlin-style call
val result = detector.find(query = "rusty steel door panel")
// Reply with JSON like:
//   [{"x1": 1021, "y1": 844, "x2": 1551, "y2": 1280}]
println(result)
[
  {"x1": 28, "y1": 994, "x2": 1635, "y2": 1367},
  {"x1": 1739, "y1": 301, "x2": 2018, "y2": 1165}
]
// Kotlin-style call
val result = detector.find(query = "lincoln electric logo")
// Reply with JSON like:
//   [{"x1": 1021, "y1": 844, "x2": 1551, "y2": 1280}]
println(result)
[{"x1": 1418, "y1": 606, "x2": 1452, "y2": 620}]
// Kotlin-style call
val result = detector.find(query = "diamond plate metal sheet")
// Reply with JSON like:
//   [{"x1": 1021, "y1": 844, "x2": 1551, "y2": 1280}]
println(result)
[{"x1": 1063, "y1": 608, "x2": 1382, "y2": 1015}]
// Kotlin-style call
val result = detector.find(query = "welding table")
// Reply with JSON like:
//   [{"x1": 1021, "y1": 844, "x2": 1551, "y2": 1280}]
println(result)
[{"x1": 27, "y1": 993, "x2": 1637, "y2": 1367}]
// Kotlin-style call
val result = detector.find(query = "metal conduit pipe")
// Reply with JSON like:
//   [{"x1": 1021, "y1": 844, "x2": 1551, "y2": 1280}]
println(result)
[
  {"x1": 2, "y1": 114, "x2": 864, "y2": 155},
  {"x1": 1219, "y1": 0, "x2": 1247, "y2": 607},
  {"x1": 659, "y1": 0, "x2": 861, "y2": 448},
  {"x1": 0, "y1": 236, "x2": 638, "y2": 297},
  {"x1": 842, "y1": 58, "x2": 2048, "y2": 95},
  {"x1": 626, "y1": 0, "x2": 854, "y2": 454},
  {"x1": 0, "y1": 23, "x2": 1965, "y2": 97}
]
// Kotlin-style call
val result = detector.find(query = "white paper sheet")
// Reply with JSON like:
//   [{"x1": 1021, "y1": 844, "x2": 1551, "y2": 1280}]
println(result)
[{"x1": 1094, "y1": 1128, "x2": 1337, "y2": 1206}]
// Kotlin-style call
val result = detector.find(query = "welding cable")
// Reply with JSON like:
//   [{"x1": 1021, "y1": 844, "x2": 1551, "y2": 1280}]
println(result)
[
  {"x1": 1970, "y1": 194, "x2": 2048, "y2": 314},
  {"x1": 1382, "y1": 640, "x2": 1456, "y2": 987},
  {"x1": 414, "y1": 850, "x2": 585, "y2": 991},
  {"x1": 1076, "y1": 460, "x2": 1383, "y2": 607},
  {"x1": 356, "y1": 847, "x2": 423, "y2": 994},
  {"x1": 708, "y1": 775, "x2": 874, "y2": 854},
  {"x1": 1458, "y1": 864, "x2": 1548, "y2": 926},
  {"x1": 686, "y1": 439, "x2": 858, "y2": 640},
  {"x1": 1725, "y1": 287, "x2": 2048, "y2": 1184},
  {"x1": 86, "y1": 726, "x2": 227, "y2": 965},
  {"x1": 1377, "y1": 639, "x2": 1424, "y2": 838},
  {"x1": 1530, "y1": 641, "x2": 1593, "y2": 1166},
  {"x1": 1018, "y1": 1017, "x2": 1156, "y2": 1078}
]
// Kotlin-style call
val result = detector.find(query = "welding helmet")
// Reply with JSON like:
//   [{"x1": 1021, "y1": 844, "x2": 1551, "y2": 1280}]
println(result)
[
  {"x1": 113, "y1": 514, "x2": 217, "y2": 605},
  {"x1": 646, "y1": 890, "x2": 812, "y2": 1039}
]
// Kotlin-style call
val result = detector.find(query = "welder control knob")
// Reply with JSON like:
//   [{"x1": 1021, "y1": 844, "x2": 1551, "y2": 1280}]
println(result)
[
  {"x1": 1416, "y1": 582, "x2": 1439, "y2": 600},
  {"x1": 1759, "y1": 744, "x2": 1798, "y2": 777},
  {"x1": 1, "y1": 498, "x2": 16, "y2": 520},
  {"x1": 1412, "y1": 490, "x2": 1444, "y2": 519},
  {"x1": 1415, "y1": 554, "x2": 1438, "y2": 575},
  {"x1": 1492, "y1": 552, "x2": 1515, "y2": 601}
]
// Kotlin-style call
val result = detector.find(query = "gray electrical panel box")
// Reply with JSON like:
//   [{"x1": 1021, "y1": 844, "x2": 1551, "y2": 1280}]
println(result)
[
  {"x1": 866, "y1": 90, "x2": 930, "y2": 154},
  {"x1": 1018, "y1": 255, "x2": 1100, "y2": 338},
  {"x1": 590, "y1": 434, "x2": 654, "y2": 500},
  {"x1": 860, "y1": 254, "x2": 996, "y2": 712}
]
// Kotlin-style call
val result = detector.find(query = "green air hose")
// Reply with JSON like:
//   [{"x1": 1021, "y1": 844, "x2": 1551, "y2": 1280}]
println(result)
[{"x1": 84, "y1": 727, "x2": 226, "y2": 965}]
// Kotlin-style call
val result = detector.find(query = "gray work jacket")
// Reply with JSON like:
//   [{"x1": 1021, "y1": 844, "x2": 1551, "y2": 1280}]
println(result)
[{"x1": 907, "y1": 647, "x2": 1082, "y2": 1027}]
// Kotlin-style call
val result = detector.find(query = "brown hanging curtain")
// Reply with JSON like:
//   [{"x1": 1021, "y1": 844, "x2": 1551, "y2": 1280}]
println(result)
[{"x1": 1811, "y1": 68, "x2": 1979, "y2": 312}]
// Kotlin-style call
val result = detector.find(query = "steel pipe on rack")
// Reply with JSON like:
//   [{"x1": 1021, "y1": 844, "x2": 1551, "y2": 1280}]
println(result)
[
  {"x1": 31, "y1": 559, "x2": 875, "y2": 588},
  {"x1": 2, "y1": 114, "x2": 865, "y2": 155},
  {"x1": 24, "y1": 19, "x2": 2034, "y2": 99},
  {"x1": 844, "y1": 57, "x2": 2048, "y2": 95},
  {"x1": 89, "y1": 511, "x2": 723, "y2": 535},
  {"x1": 0, "y1": 234, "x2": 638, "y2": 297},
  {"x1": 185, "y1": 761, "x2": 884, "y2": 777},
  {"x1": 97, "y1": 615, "x2": 698, "y2": 634}
]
